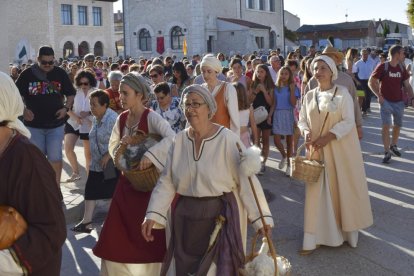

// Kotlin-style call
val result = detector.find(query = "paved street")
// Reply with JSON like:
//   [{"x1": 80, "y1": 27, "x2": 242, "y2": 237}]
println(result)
[{"x1": 60, "y1": 102, "x2": 414, "y2": 276}]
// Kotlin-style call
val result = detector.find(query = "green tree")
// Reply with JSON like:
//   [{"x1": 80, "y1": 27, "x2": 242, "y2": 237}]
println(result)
[
  {"x1": 407, "y1": 0, "x2": 414, "y2": 27},
  {"x1": 394, "y1": 24, "x2": 400, "y2": 33},
  {"x1": 284, "y1": 26, "x2": 298, "y2": 42},
  {"x1": 383, "y1": 23, "x2": 390, "y2": 37}
]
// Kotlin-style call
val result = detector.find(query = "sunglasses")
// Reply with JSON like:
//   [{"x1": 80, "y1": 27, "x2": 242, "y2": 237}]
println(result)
[
  {"x1": 150, "y1": 74, "x2": 159, "y2": 79},
  {"x1": 79, "y1": 82, "x2": 90, "y2": 86},
  {"x1": 40, "y1": 60, "x2": 54, "y2": 65}
]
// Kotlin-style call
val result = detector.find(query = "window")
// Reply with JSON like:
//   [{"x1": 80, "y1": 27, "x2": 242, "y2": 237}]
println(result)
[
  {"x1": 78, "y1": 6, "x2": 88, "y2": 26},
  {"x1": 255, "y1": 36, "x2": 264, "y2": 48},
  {"x1": 259, "y1": 0, "x2": 265, "y2": 10},
  {"x1": 269, "y1": 31, "x2": 276, "y2": 49},
  {"x1": 61, "y1": 4, "x2": 72, "y2": 25},
  {"x1": 269, "y1": 0, "x2": 275, "y2": 12},
  {"x1": 247, "y1": 0, "x2": 254, "y2": 9},
  {"x1": 138, "y1": 29, "x2": 151, "y2": 51},
  {"x1": 171, "y1": 26, "x2": 184, "y2": 50},
  {"x1": 93, "y1": 7, "x2": 102, "y2": 26}
]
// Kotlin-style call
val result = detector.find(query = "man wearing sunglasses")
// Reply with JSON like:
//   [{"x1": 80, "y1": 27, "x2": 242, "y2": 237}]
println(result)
[{"x1": 16, "y1": 46, "x2": 76, "y2": 185}]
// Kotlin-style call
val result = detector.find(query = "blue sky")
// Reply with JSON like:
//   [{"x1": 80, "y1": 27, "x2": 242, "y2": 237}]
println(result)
[{"x1": 113, "y1": 0, "x2": 411, "y2": 26}]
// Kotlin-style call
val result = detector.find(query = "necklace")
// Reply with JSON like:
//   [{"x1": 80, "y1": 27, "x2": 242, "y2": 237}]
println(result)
[{"x1": 0, "y1": 129, "x2": 16, "y2": 159}]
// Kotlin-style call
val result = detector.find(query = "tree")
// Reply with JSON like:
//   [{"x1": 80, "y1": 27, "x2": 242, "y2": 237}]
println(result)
[
  {"x1": 284, "y1": 26, "x2": 298, "y2": 42},
  {"x1": 394, "y1": 24, "x2": 400, "y2": 33},
  {"x1": 407, "y1": 0, "x2": 414, "y2": 27},
  {"x1": 383, "y1": 23, "x2": 390, "y2": 37}
]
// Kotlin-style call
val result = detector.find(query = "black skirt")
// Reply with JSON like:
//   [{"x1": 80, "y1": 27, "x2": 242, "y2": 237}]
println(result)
[{"x1": 84, "y1": 170, "x2": 118, "y2": 200}]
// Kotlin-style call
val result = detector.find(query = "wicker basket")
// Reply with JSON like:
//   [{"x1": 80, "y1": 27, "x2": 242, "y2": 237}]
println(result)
[
  {"x1": 114, "y1": 132, "x2": 162, "y2": 192},
  {"x1": 241, "y1": 232, "x2": 291, "y2": 276},
  {"x1": 290, "y1": 143, "x2": 324, "y2": 183}
]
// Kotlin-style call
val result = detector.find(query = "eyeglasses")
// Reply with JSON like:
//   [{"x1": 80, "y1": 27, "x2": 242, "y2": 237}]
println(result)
[
  {"x1": 184, "y1": 102, "x2": 206, "y2": 110},
  {"x1": 40, "y1": 60, "x2": 54, "y2": 65},
  {"x1": 79, "y1": 82, "x2": 90, "y2": 86},
  {"x1": 85, "y1": 59, "x2": 94, "y2": 62}
]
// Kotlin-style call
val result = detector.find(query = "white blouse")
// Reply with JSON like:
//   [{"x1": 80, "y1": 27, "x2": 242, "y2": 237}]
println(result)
[
  {"x1": 146, "y1": 126, "x2": 274, "y2": 231},
  {"x1": 67, "y1": 88, "x2": 93, "y2": 133}
]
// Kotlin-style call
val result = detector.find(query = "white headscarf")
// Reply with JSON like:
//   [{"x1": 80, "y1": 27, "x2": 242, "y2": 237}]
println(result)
[
  {"x1": 0, "y1": 71, "x2": 31, "y2": 138},
  {"x1": 311, "y1": 55, "x2": 338, "y2": 81},
  {"x1": 200, "y1": 54, "x2": 222, "y2": 74}
]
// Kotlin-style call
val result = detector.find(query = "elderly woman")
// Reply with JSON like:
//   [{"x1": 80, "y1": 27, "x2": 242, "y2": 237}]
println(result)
[
  {"x1": 93, "y1": 72, "x2": 175, "y2": 275},
  {"x1": 0, "y1": 72, "x2": 66, "y2": 275},
  {"x1": 198, "y1": 54, "x2": 240, "y2": 135},
  {"x1": 64, "y1": 70, "x2": 95, "y2": 181},
  {"x1": 105, "y1": 70, "x2": 124, "y2": 114},
  {"x1": 298, "y1": 55, "x2": 373, "y2": 255},
  {"x1": 142, "y1": 84, "x2": 273, "y2": 275},
  {"x1": 71, "y1": 90, "x2": 118, "y2": 233}
]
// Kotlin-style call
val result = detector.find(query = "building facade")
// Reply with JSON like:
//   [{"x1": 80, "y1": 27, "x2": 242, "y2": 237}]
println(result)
[
  {"x1": 2, "y1": 0, "x2": 115, "y2": 72},
  {"x1": 296, "y1": 20, "x2": 413, "y2": 51},
  {"x1": 123, "y1": 0, "x2": 287, "y2": 59}
]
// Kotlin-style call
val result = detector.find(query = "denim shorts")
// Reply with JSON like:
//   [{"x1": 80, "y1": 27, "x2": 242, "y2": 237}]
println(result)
[
  {"x1": 27, "y1": 125, "x2": 64, "y2": 162},
  {"x1": 380, "y1": 100, "x2": 405, "y2": 127}
]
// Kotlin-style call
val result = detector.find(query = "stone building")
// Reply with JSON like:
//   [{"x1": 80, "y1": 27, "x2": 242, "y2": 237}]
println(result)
[
  {"x1": 123, "y1": 0, "x2": 293, "y2": 59},
  {"x1": 296, "y1": 19, "x2": 413, "y2": 51},
  {"x1": 2, "y1": 0, "x2": 116, "y2": 72}
]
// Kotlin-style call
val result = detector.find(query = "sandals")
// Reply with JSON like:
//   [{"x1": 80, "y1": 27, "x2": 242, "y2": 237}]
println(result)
[
  {"x1": 299, "y1": 245, "x2": 320, "y2": 256},
  {"x1": 71, "y1": 222, "x2": 92, "y2": 234},
  {"x1": 65, "y1": 173, "x2": 81, "y2": 182}
]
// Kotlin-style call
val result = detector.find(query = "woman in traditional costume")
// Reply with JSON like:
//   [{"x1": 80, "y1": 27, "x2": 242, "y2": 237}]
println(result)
[
  {"x1": 142, "y1": 84, "x2": 274, "y2": 275},
  {"x1": 199, "y1": 54, "x2": 240, "y2": 136},
  {"x1": 0, "y1": 72, "x2": 66, "y2": 275},
  {"x1": 297, "y1": 55, "x2": 373, "y2": 255},
  {"x1": 93, "y1": 72, "x2": 175, "y2": 275}
]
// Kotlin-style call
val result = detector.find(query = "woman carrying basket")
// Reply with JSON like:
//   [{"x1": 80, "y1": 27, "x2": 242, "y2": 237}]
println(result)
[
  {"x1": 297, "y1": 55, "x2": 373, "y2": 255},
  {"x1": 141, "y1": 84, "x2": 274, "y2": 275},
  {"x1": 93, "y1": 72, "x2": 175, "y2": 275}
]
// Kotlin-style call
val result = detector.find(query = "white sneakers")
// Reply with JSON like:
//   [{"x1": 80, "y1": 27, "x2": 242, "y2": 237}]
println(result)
[
  {"x1": 278, "y1": 158, "x2": 287, "y2": 169},
  {"x1": 285, "y1": 165, "x2": 291, "y2": 177}
]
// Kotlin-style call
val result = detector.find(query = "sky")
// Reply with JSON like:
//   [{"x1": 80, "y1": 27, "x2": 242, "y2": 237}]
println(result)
[{"x1": 113, "y1": 0, "x2": 411, "y2": 26}]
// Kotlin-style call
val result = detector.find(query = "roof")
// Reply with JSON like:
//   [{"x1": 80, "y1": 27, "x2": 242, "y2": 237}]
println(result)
[
  {"x1": 217, "y1": 17, "x2": 270, "y2": 30},
  {"x1": 296, "y1": 20, "x2": 375, "y2": 32}
]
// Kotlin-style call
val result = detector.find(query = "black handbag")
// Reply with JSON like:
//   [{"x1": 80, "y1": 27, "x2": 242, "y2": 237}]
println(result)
[{"x1": 95, "y1": 126, "x2": 117, "y2": 181}]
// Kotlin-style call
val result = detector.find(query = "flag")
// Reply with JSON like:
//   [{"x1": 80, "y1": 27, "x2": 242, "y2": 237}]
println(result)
[
  {"x1": 18, "y1": 46, "x2": 27, "y2": 59},
  {"x1": 183, "y1": 37, "x2": 187, "y2": 56}
]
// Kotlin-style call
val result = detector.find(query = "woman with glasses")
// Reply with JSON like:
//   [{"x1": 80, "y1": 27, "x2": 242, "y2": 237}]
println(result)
[
  {"x1": 93, "y1": 72, "x2": 175, "y2": 275},
  {"x1": 64, "y1": 70, "x2": 95, "y2": 182},
  {"x1": 142, "y1": 84, "x2": 273, "y2": 275},
  {"x1": 105, "y1": 70, "x2": 124, "y2": 114}
]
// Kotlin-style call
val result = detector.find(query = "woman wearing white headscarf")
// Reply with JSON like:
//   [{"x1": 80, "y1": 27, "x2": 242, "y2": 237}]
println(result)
[
  {"x1": 297, "y1": 56, "x2": 373, "y2": 255},
  {"x1": 0, "y1": 71, "x2": 66, "y2": 275},
  {"x1": 199, "y1": 54, "x2": 240, "y2": 136}
]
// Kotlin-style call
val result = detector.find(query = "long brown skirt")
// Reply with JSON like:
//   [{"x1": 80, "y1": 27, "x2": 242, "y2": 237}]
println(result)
[{"x1": 166, "y1": 196, "x2": 223, "y2": 275}]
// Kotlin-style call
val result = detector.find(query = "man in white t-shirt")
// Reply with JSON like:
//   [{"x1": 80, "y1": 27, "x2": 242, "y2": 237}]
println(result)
[{"x1": 268, "y1": 55, "x2": 281, "y2": 83}]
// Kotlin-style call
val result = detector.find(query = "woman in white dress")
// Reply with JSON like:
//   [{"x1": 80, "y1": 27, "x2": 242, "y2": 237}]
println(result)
[
  {"x1": 142, "y1": 84, "x2": 273, "y2": 275},
  {"x1": 298, "y1": 55, "x2": 373, "y2": 255}
]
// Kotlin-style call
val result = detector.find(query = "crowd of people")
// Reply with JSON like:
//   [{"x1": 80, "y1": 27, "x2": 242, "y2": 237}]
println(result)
[{"x1": 1, "y1": 42, "x2": 412, "y2": 275}]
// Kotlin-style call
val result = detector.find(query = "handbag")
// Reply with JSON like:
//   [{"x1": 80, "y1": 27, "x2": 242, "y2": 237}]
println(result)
[
  {"x1": 95, "y1": 126, "x2": 117, "y2": 181},
  {"x1": 0, "y1": 206, "x2": 27, "y2": 250},
  {"x1": 253, "y1": 106, "x2": 268, "y2": 124}
]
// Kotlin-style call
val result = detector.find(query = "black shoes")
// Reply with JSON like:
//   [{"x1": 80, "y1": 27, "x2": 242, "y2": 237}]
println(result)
[
  {"x1": 71, "y1": 221, "x2": 92, "y2": 233},
  {"x1": 382, "y1": 152, "x2": 392, "y2": 164},
  {"x1": 390, "y1": 145, "x2": 401, "y2": 157}
]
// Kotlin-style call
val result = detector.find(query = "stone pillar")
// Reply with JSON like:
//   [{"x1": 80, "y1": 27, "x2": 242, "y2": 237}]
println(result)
[{"x1": 190, "y1": 0, "x2": 205, "y2": 56}]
